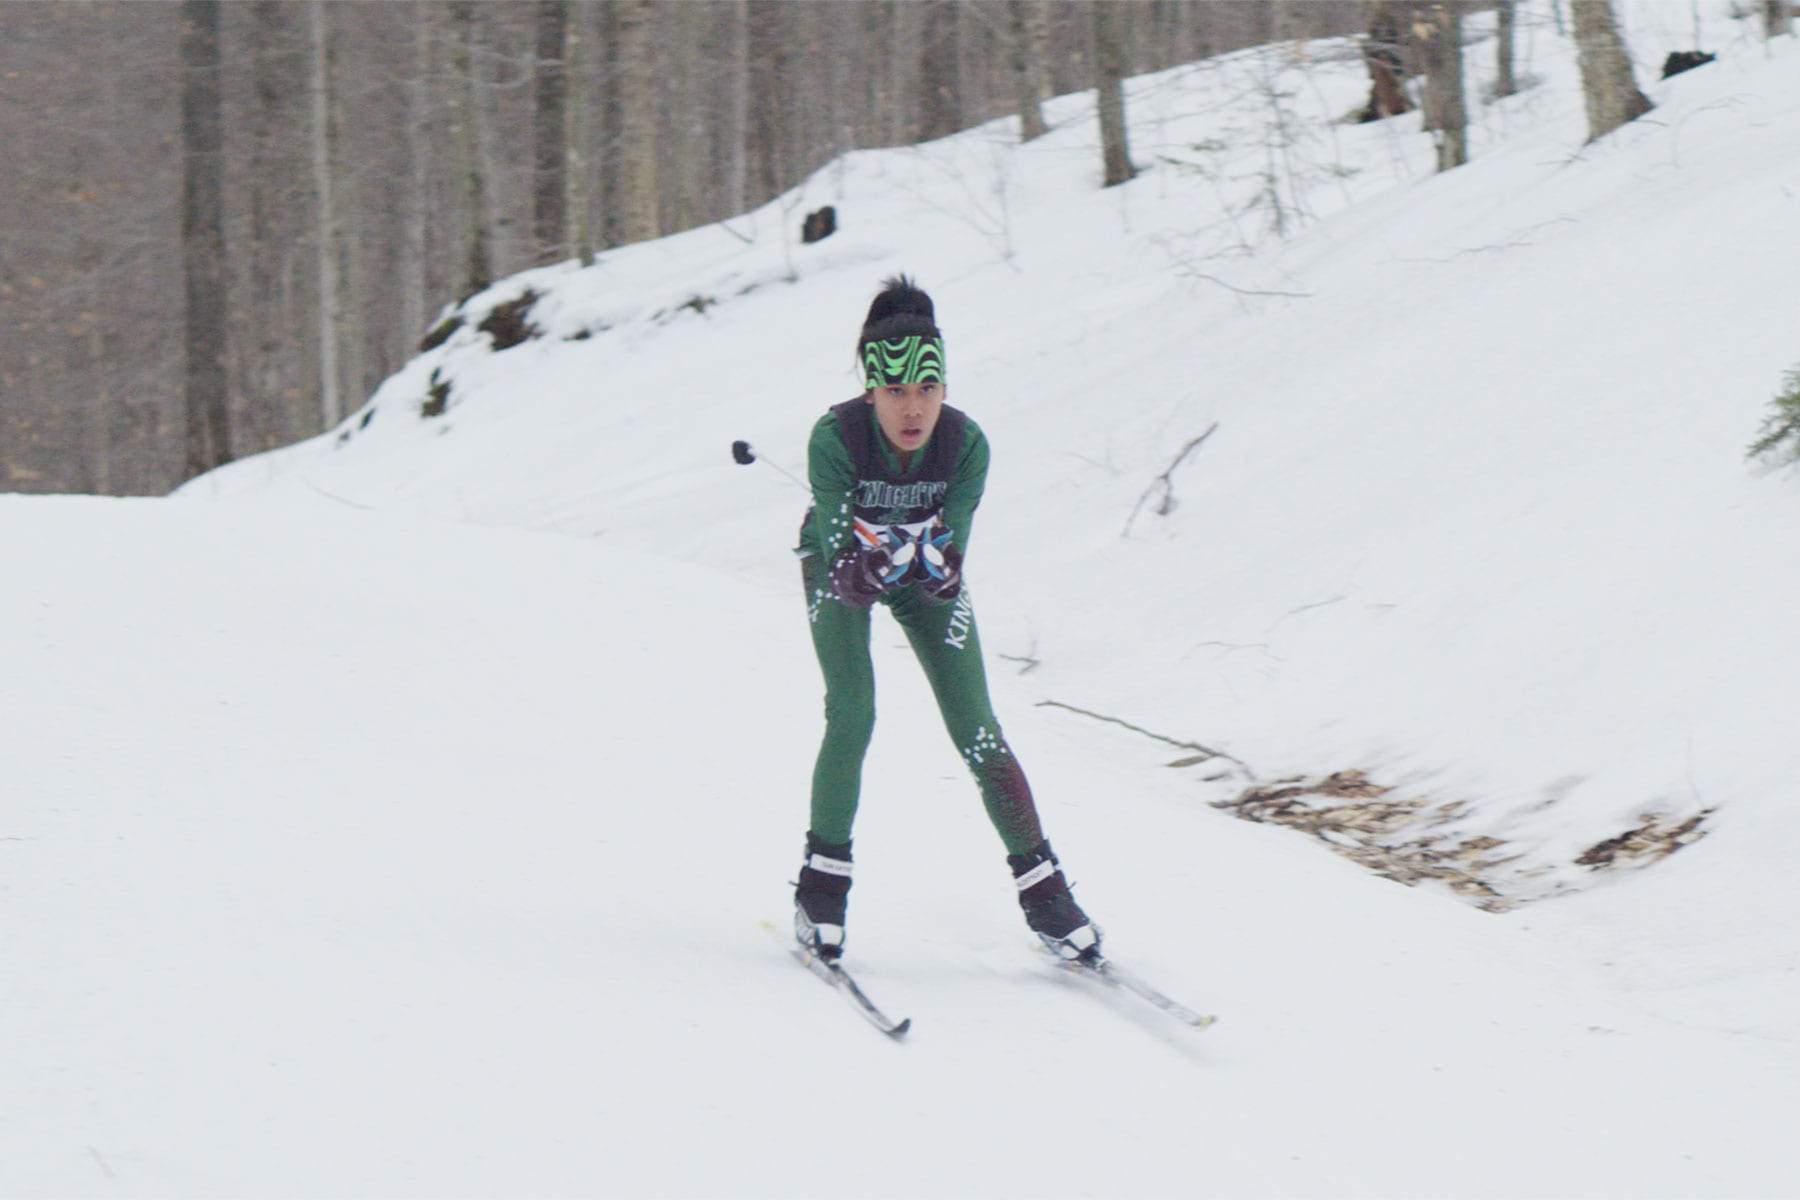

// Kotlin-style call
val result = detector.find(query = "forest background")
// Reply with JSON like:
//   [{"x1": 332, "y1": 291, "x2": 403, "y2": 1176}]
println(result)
[
  {"x1": 1, "y1": 0, "x2": 1735, "y2": 494},
  {"x1": 0, "y1": 0, "x2": 1388, "y2": 495}
]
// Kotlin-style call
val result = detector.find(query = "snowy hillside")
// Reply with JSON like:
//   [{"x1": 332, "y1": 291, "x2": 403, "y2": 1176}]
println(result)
[{"x1": 10, "y1": 4, "x2": 1800, "y2": 1196}]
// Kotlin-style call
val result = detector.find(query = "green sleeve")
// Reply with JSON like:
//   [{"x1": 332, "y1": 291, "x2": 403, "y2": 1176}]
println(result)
[
  {"x1": 803, "y1": 412, "x2": 857, "y2": 562},
  {"x1": 939, "y1": 418, "x2": 989, "y2": 555}
]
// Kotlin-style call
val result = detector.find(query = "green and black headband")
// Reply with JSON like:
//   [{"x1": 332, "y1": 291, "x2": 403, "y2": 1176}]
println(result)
[{"x1": 862, "y1": 335, "x2": 946, "y2": 390}]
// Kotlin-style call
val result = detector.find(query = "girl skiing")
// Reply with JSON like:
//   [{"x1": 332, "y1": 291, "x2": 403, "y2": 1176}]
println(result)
[{"x1": 792, "y1": 276, "x2": 1100, "y2": 964}]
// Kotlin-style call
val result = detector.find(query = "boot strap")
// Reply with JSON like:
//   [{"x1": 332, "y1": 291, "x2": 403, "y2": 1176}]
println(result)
[{"x1": 807, "y1": 852, "x2": 853, "y2": 877}]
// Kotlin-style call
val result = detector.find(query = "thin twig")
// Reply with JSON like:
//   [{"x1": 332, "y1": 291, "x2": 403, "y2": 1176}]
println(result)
[
  {"x1": 1124, "y1": 422, "x2": 1219, "y2": 537},
  {"x1": 1179, "y1": 271, "x2": 1311, "y2": 299},
  {"x1": 1263, "y1": 592, "x2": 1348, "y2": 635},
  {"x1": 1036, "y1": 699, "x2": 1253, "y2": 776},
  {"x1": 302, "y1": 477, "x2": 374, "y2": 510},
  {"x1": 714, "y1": 217, "x2": 755, "y2": 246}
]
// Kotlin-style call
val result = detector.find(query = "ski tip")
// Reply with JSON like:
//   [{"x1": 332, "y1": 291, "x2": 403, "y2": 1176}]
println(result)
[{"x1": 888, "y1": 1017, "x2": 913, "y2": 1038}]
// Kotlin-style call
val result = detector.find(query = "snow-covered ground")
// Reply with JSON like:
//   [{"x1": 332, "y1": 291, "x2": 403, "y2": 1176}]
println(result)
[{"x1": 9, "y1": 4, "x2": 1800, "y2": 1195}]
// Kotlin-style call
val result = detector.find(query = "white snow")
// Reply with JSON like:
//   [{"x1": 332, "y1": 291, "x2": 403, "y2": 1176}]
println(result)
[{"x1": 8, "y1": 4, "x2": 1800, "y2": 1195}]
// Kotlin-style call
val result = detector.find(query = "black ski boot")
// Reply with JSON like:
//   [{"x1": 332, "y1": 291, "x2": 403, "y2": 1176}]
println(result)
[
  {"x1": 794, "y1": 832, "x2": 853, "y2": 960},
  {"x1": 1008, "y1": 840, "x2": 1101, "y2": 961}
]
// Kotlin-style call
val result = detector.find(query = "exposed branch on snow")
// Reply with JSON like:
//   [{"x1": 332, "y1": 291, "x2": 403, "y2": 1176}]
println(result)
[
  {"x1": 87, "y1": 1147, "x2": 117, "y2": 1181},
  {"x1": 998, "y1": 639, "x2": 1041, "y2": 674},
  {"x1": 1035, "y1": 698, "x2": 1253, "y2": 777},
  {"x1": 1147, "y1": 233, "x2": 1313, "y2": 302},
  {"x1": 713, "y1": 217, "x2": 756, "y2": 246},
  {"x1": 1123, "y1": 423, "x2": 1220, "y2": 537},
  {"x1": 1262, "y1": 591, "x2": 1349, "y2": 635},
  {"x1": 1183, "y1": 270, "x2": 1311, "y2": 299},
  {"x1": 301, "y1": 477, "x2": 374, "y2": 510},
  {"x1": 1393, "y1": 217, "x2": 1578, "y2": 262},
  {"x1": 1185, "y1": 639, "x2": 1275, "y2": 657}
]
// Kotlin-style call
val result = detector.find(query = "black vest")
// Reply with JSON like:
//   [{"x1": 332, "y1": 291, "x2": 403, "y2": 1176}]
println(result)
[{"x1": 830, "y1": 397, "x2": 969, "y2": 527}]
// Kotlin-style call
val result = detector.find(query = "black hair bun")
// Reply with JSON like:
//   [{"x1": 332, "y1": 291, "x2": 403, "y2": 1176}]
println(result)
[
  {"x1": 860, "y1": 274, "x2": 939, "y2": 344},
  {"x1": 865, "y1": 275, "x2": 934, "y2": 325}
]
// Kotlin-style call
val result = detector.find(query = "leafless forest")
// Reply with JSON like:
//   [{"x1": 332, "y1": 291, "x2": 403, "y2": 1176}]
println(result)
[
  {"x1": 0, "y1": 0, "x2": 1389, "y2": 495},
  {"x1": 0, "y1": 0, "x2": 1738, "y2": 495}
]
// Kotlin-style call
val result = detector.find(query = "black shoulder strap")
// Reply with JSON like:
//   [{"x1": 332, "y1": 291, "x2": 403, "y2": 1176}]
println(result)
[
  {"x1": 925, "y1": 406, "x2": 969, "y2": 477},
  {"x1": 829, "y1": 397, "x2": 874, "y2": 473},
  {"x1": 829, "y1": 398, "x2": 967, "y2": 482}
]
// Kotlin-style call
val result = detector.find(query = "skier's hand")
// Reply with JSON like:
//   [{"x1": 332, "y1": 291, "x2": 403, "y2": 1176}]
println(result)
[
  {"x1": 828, "y1": 543, "x2": 895, "y2": 608},
  {"x1": 917, "y1": 520, "x2": 963, "y2": 602}
]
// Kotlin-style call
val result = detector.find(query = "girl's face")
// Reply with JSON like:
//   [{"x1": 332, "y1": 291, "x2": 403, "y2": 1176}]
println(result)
[{"x1": 867, "y1": 381, "x2": 944, "y2": 456}]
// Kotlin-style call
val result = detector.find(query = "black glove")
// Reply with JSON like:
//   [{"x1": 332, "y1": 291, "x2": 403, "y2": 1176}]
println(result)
[
  {"x1": 917, "y1": 521, "x2": 963, "y2": 602},
  {"x1": 828, "y1": 543, "x2": 895, "y2": 608}
]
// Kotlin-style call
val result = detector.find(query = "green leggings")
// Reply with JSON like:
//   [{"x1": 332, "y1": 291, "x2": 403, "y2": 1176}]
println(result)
[{"x1": 802, "y1": 554, "x2": 1045, "y2": 855}]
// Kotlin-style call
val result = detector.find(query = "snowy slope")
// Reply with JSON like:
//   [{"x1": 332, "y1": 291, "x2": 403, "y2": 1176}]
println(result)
[
  {"x1": 11, "y1": 4, "x2": 1800, "y2": 1195},
  {"x1": 7, "y1": 495, "x2": 1798, "y2": 1199}
]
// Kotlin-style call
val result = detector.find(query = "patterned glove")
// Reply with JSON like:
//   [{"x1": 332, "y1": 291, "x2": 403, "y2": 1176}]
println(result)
[
  {"x1": 917, "y1": 519, "x2": 963, "y2": 602},
  {"x1": 828, "y1": 543, "x2": 895, "y2": 608}
]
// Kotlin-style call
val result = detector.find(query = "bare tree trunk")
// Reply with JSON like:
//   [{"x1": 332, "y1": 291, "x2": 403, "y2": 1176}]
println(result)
[
  {"x1": 533, "y1": 0, "x2": 568, "y2": 264},
  {"x1": 662, "y1": 2, "x2": 708, "y2": 234},
  {"x1": 746, "y1": 0, "x2": 785, "y2": 204},
  {"x1": 308, "y1": 0, "x2": 344, "y2": 429},
  {"x1": 1494, "y1": 0, "x2": 1519, "y2": 98},
  {"x1": 74, "y1": 300, "x2": 111, "y2": 493},
  {"x1": 919, "y1": 1, "x2": 961, "y2": 141},
  {"x1": 566, "y1": 2, "x2": 593, "y2": 266},
  {"x1": 1767, "y1": 0, "x2": 1795, "y2": 38},
  {"x1": 1571, "y1": 0, "x2": 1651, "y2": 142},
  {"x1": 241, "y1": 1, "x2": 310, "y2": 452},
  {"x1": 722, "y1": 0, "x2": 749, "y2": 215},
  {"x1": 1007, "y1": 0, "x2": 1049, "y2": 142},
  {"x1": 449, "y1": 0, "x2": 492, "y2": 295},
  {"x1": 1093, "y1": 0, "x2": 1134, "y2": 187},
  {"x1": 1416, "y1": 3, "x2": 1468, "y2": 170},
  {"x1": 1359, "y1": 0, "x2": 1414, "y2": 121},
  {"x1": 181, "y1": 0, "x2": 231, "y2": 479},
  {"x1": 788, "y1": 2, "x2": 829, "y2": 186},
  {"x1": 335, "y1": 119, "x2": 364, "y2": 415},
  {"x1": 614, "y1": 0, "x2": 659, "y2": 244},
  {"x1": 862, "y1": 1, "x2": 902, "y2": 147},
  {"x1": 597, "y1": 0, "x2": 623, "y2": 247},
  {"x1": 402, "y1": 3, "x2": 433, "y2": 339},
  {"x1": 1270, "y1": 0, "x2": 1303, "y2": 44}
]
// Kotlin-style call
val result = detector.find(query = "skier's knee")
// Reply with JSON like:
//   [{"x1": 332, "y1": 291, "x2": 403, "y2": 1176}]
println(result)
[{"x1": 822, "y1": 697, "x2": 876, "y2": 753}]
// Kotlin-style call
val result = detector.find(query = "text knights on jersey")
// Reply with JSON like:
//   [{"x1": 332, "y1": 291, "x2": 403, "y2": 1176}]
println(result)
[{"x1": 855, "y1": 479, "x2": 948, "y2": 511}]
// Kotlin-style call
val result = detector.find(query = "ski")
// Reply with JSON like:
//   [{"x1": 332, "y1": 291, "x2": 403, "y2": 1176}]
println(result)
[
  {"x1": 1046, "y1": 949, "x2": 1217, "y2": 1030},
  {"x1": 793, "y1": 946, "x2": 912, "y2": 1038}
]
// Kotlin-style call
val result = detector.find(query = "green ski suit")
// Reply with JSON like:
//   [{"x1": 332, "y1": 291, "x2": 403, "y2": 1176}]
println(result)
[{"x1": 796, "y1": 397, "x2": 1046, "y2": 855}]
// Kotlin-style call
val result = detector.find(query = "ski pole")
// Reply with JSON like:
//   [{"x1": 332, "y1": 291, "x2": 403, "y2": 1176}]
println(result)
[{"x1": 731, "y1": 439, "x2": 807, "y2": 492}]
